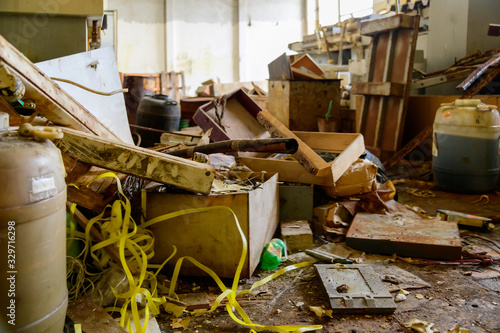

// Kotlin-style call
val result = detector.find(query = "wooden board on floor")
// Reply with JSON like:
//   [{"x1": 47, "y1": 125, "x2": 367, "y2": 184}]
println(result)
[
  {"x1": 57, "y1": 128, "x2": 215, "y2": 194},
  {"x1": 0, "y1": 34, "x2": 121, "y2": 141},
  {"x1": 353, "y1": 14, "x2": 420, "y2": 160}
]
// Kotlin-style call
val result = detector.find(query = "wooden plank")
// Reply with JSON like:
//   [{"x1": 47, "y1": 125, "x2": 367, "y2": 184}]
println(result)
[
  {"x1": 57, "y1": 128, "x2": 215, "y2": 194},
  {"x1": 360, "y1": 14, "x2": 417, "y2": 36},
  {"x1": 383, "y1": 125, "x2": 433, "y2": 170},
  {"x1": 0, "y1": 93, "x2": 21, "y2": 118},
  {"x1": 256, "y1": 110, "x2": 331, "y2": 177},
  {"x1": 0, "y1": 35, "x2": 121, "y2": 141},
  {"x1": 268, "y1": 53, "x2": 292, "y2": 80},
  {"x1": 353, "y1": 14, "x2": 420, "y2": 160},
  {"x1": 290, "y1": 67, "x2": 323, "y2": 80},
  {"x1": 290, "y1": 54, "x2": 325, "y2": 76},
  {"x1": 351, "y1": 82, "x2": 405, "y2": 96},
  {"x1": 248, "y1": 173, "x2": 279, "y2": 274},
  {"x1": 67, "y1": 186, "x2": 112, "y2": 214},
  {"x1": 411, "y1": 68, "x2": 474, "y2": 89}
]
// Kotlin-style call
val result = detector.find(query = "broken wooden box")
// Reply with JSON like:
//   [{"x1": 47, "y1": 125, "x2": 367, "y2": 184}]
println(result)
[
  {"x1": 268, "y1": 79, "x2": 340, "y2": 132},
  {"x1": 193, "y1": 88, "x2": 268, "y2": 143},
  {"x1": 146, "y1": 173, "x2": 279, "y2": 279},
  {"x1": 239, "y1": 131, "x2": 365, "y2": 185}
]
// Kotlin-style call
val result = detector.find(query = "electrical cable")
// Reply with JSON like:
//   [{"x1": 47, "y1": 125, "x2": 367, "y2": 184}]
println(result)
[{"x1": 51, "y1": 77, "x2": 128, "y2": 96}]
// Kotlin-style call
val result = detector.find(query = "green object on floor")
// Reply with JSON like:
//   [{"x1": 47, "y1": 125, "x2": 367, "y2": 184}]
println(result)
[{"x1": 260, "y1": 238, "x2": 286, "y2": 270}]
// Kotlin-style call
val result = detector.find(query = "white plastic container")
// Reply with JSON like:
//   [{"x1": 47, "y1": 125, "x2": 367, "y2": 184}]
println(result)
[{"x1": 432, "y1": 99, "x2": 500, "y2": 193}]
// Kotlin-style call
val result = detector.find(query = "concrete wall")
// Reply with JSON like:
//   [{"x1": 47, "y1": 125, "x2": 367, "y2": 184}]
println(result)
[
  {"x1": 167, "y1": 0, "x2": 306, "y2": 95},
  {"x1": 426, "y1": 0, "x2": 500, "y2": 95},
  {"x1": 240, "y1": 0, "x2": 305, "y2": 82},
  {"x1": 466, "y1": 0, "x2": 500, "y2": 54},
  {"x1": 105, "y1": 0, "x2": 166, "y2": 73},
  {"x1": 0, "y1": 13, "x2": 87, "y2": 62},
  {"x1": 166, "y1": 0, "x2": 237, "y2": 92}
]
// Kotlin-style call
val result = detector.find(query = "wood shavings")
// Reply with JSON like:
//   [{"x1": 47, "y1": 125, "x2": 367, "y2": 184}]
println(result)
[
  {"x1": 404, "y1": 318, "x2": 439, "y2": 333},
  {"x1": 171, "y1": 317, "x2": 191, "y2": 330},
  {"x1": 309, "y1": 306, "x2": 332, "y2": 318}
]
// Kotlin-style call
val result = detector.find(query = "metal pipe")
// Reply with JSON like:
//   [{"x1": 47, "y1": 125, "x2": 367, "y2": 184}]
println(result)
[{"x1": 166, "y1": 138, "x2": 299, "y2": 158}]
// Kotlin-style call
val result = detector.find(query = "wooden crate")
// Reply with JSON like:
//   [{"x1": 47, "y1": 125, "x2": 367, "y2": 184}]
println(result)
[
  {"x1": 193, "y1": 89, "x2": 266, "y2": 142},
  {"x1": 146, "y1": 173, "x2": 279, "y2": 278},
  {"x1": 268, "y1": 80, "x2": 341, "y2": 132}
]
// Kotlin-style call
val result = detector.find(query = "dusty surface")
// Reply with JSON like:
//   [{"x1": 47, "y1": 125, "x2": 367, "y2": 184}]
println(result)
[{"x1": 155, "y1": 180, "x2": 500, "y2": 333}]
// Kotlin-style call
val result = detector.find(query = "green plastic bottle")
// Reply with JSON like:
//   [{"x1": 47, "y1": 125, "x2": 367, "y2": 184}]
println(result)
[{"x1": 260, "y1": 238, "x2": 286, "y2": 270}]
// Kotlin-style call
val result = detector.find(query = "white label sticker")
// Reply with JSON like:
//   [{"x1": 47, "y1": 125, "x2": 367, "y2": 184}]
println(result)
[
  {"x1": 32, "y1": 177, "x2": 55, "y2": 194},
  {"x1": 30, "y1": 176, "x2": 57, "y2": 202}
]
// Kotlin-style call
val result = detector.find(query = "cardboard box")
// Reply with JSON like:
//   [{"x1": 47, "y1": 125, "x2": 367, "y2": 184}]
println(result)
[
  {"x1": 268, "y1": 79, "x2": 341, "y2": 131},
  {"x1": 146, "y1": 173, "x2": 279, "y2": 278}
]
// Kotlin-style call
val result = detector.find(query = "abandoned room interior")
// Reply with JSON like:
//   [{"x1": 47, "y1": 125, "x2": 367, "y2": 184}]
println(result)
[{"x1": 0, "y1": 0, "x2": 500, "y2": 332}]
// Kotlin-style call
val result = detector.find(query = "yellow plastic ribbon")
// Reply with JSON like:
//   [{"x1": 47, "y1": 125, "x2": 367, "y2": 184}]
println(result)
[{"x1": 78, "y1": 172, "x2": 321, "y2": 333}]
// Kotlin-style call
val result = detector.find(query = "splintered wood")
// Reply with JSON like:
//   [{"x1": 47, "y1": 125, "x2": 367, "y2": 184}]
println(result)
[
  {"x1": 352, "y1": 14, "x2": 420, "y2": 160},
  {"x1": 57, "y1": 128, "x2": 215, "y2": 194}
]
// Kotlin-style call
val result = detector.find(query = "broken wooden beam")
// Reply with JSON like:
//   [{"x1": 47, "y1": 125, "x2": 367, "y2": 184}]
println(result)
[
  {"x1": 411, "y1": 68, "x2": 474, "y2": 90},
  {"x1": 57, "y1": 128, "x2": 215, "y2": 194},
  {"x1": 0, "y1": 34, "x2": 121, "y2": 141},
  {"x1": 383, "y1": 125, "x2": 433, "y2": 170},
  {"x1": 360, "y1": 14, "x2": 418, "y2": 36}
]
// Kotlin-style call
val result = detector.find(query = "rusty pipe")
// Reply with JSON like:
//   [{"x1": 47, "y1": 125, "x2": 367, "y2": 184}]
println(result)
[{"x1": 166, "y1": 138, "x2": 298, "y2": 158}]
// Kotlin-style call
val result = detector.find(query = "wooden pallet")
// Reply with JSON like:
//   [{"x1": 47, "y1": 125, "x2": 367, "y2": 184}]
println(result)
[{"x1": 352, "y1": 14, "x2": 420, "y2": 160}]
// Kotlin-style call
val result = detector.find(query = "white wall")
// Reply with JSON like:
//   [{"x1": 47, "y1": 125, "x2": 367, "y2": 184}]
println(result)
[
  {"x1": 240, "y1": 0, "x2": 305, "y2": 82},
  {"x1": 167, "y1": 0, "x2": 237, "y2": 93},
  {"x1": 104, "y1": 0, "x2": 306, "y2": 94},
  {"x1": 167, "y1": 0, "x2": 306, "y2": 95},
  {"x1": 105, "y1": 0, "x2": 166, "y2": 73}
]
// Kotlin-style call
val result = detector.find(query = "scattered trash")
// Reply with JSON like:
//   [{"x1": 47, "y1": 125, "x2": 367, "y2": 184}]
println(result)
[
  {"x1": 446, "y1": 325, "x2": 470, "y2": 333},
  {"x1": 394, "y1": 292, "x2": 407, "y2": 302},
  {"x1": 309, "y1": 306, "x2": 333, "y2": 318},
  {"x1": 336, "y1": 284, "x2": 349, "y2": 293},
  {"x1": 403, "y1": 318, "x2": 439, "y2": 333},
  {"x1": 463, "y1": 271, "x2": 473, "y2": 276},
  {"x1": 163, "y1": 297, "x2": 187, "y2": 317},
  {"x1": 260, "y1": 238, "x2": 286, "y2": 270},
  {"x1": 471, "y1": 195, "x2": 489, "y2": 204},
  {"x1": 437, "y1": 209, "x2": 495, "y2": 231},
  {"x1": 383, "y1": 275, "x2": 399, "y2": 284},
  {"x1": 171, "y1": 317, "x2": 191, "y2": 330},
  {"x1": 415, "y1": 293, "x2": 425, "y2": 299},
  {"x1": 407, "y1": 188, "x2": 436, "y2": 197}
]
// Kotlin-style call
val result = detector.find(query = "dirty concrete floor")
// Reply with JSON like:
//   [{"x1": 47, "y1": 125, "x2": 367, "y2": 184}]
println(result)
[{"x1": 156, "y1": 180, "x2": 500, "y2": 333}]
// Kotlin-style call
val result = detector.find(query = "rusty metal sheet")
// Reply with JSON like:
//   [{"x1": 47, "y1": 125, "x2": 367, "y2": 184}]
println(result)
[{"x1": 346, "y1": 213, "x2": 462, "y2": 260}]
